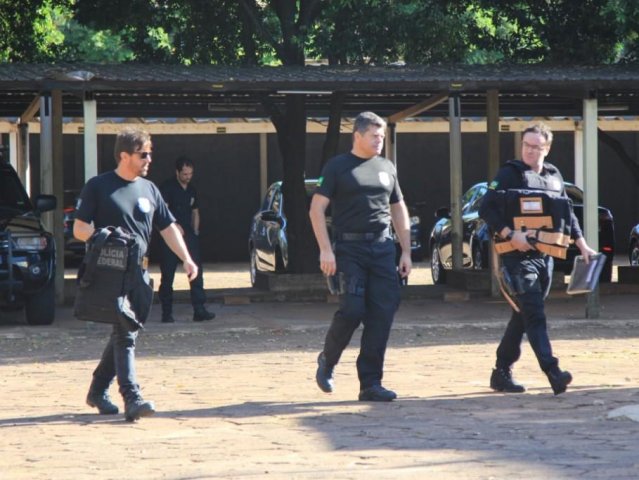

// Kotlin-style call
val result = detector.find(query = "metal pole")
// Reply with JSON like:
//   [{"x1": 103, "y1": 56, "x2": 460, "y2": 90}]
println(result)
[
  {"x1": 583, "y1": 97, "x2": 600, "y2": 318},
  {"x1": 449, "y1": 95, "x2": 463, "y2": 270}
]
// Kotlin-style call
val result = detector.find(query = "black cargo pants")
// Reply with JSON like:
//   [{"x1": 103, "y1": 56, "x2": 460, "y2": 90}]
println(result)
[
  {"x1": 159, "y1": 231, "x2": 205, "y2": 314},
  {"x1": 322, "y1": 235, "x2": 400, "y2": 390},
  {"x1": 496, "y1": 253, "x2": 559, "y2": 372}
]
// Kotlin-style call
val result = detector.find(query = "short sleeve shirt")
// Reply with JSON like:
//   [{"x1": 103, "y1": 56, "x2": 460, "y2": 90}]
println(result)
[
  {"x1": 316, "y1": 152, "x2": 403, "y2": 233},
  {"x1": 76, "y1": 171, "x2": 175, "y2": 255},
  {"x1": 159, "y1": 177, "x2": 198, "y2": 234}
]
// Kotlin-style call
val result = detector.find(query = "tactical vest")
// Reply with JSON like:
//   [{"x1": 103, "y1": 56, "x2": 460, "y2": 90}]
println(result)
[
  {"x1": 494, "y1": 161, "x2": 573, "y2": 259},
  {"x1": 73, "y1": 227, "x2": 153, "y2": 331}
]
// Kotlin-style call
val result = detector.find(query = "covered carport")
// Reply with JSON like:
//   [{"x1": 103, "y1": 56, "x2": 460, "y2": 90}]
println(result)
[{"x1": 2, "y1": 63, "x2": 639, "y2": 317}]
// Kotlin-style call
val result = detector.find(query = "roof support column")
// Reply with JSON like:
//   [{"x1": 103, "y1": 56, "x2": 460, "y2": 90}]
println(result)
[
  {"x1": 449, "y1": 95, "x2": 463, "y2": 270},
  {"x1": 40, "y1": 91, "x2": 65, "y2": 304},
  {"x1": 574, "y1": 125, "x2": 583, "y2": 188},
  {"x1": 385, "y1": 123, "x2": 397, "y2": 166},
  {"x1": 487, "y1": 89, "x2": 501, "y2": 296},
  {"x1": 583, "y1": 97, "x2": 600, "y2": 318},
  {"x1": 259, "y1": 132, "x2": 268, "y2": 199},
  {"x1": 16, "y1": 123, "x2": 30, "y2": 194},
  {"x1": 83, "y1": 93, "x2": 98, "y2": 182}
]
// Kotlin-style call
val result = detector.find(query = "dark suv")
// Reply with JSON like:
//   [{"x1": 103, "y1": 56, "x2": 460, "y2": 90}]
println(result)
[{"x1": 0, "y1": 160, "x2": 57, "y2": 325}]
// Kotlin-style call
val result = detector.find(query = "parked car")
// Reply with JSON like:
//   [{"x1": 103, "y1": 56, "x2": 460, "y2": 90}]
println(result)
[
  {"x1": 248, "y1": 179, "x2": 422, "y2": 286},
  {"x1": 429, "y1": 182, "x2": 615, "y2": 284},
  {"x1": 62, "y1": 191, "x2": 85, "y2": 258},
  {"x1": 628, "y1": 225, "x2": 639, "y2": 265},
  {"x1": 0, "y1": 160, "x2": 57, "y2": 325}
]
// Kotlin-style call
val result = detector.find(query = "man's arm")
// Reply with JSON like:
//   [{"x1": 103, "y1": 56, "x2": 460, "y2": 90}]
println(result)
[
  {"x1": 160, "y1": 223, "x2": 198, "y2": 281},
  {"x1": 309, "y1": 193, "x2": 335, "y2": 276},
  {"x1": 73, "y1": 219, "x2": 95, "y2": 242},
  {"x1": 192, "y1": 208, "x2": 200, "y2": 235},
  {"x1": 390, "y1": 201, "x2": 412, "y2": 278}
]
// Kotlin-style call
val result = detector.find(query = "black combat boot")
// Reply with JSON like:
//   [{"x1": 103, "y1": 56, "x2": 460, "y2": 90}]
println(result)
[
  {"x1": 193, "y1": 306, "x2": 215, "y2": 322},
  {"x1": 86, "y1": 380, "x2": 119, "y2": 415},
  {"x1": 358, "y1": 385, "x2": 397, "y2": 402},
  {"x1": 124, "y1": 393, "x2": 156, "y2": 422},
  {"x1": 490, "y1": 367, "x2": 526, "y2": 393},
  {"x1": 546, "y1": 367, "x2": 572, "y2": 395},
  {"x1": 315, "y1": 352, "x2": 334, "y2": 393}
]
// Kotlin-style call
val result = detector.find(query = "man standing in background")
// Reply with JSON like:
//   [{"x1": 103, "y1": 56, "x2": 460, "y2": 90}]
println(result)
[{"x1": 159, "y1": 156, "x2": 215, "y2": 323}]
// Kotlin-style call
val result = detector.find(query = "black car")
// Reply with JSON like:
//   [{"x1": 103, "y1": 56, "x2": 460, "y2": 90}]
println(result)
[
  {"x1": 429, "y1": 182, "x2": 615, "y2": 284},
  {"x1": 62, "y1": 191, "x2": 85, "y2": 258},
  {"x1": 248, "y1": 179, "x2": 422, "y2": 286},
  {"x1": 628, "y1": 225, "x2": 639, "y2": 266},
  {"x1": 0, "y1": 160, "x2": 57, "y2": 325}
]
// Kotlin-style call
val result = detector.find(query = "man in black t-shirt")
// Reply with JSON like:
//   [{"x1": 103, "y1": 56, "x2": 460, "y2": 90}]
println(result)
[
  {"x1": 74, "y1": 128, "x2": 198, "y2": 422},
  {"x1": 158, "y1": 156, "x2": 214, "y2": 323},
  {"x1": 309, "y1": 111, "x2": 412, "y2": 402}
]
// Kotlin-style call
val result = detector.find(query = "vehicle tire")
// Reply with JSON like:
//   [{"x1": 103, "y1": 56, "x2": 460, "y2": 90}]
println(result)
[
  {"x1": 471, "y1": 242, "x2": 484, "y2": 270},
  {"x1": 431, "y1": 246, "x2": 447, "y2": 285},
  {"x1": 630, "y1": 241, "x2": 639, "y2": 266},
  {"x1": 275, "y1": 247, "x2": 285, "y2": 272},
  {"x1": 249, "y1": 246, "x2": 259, "y2": 287},
  {"x1": 24, "y1": 281, "x2": 55, "y2": 326},
  {"x1": 599, "y1": 255, "x2": 613, "y2": 283}
]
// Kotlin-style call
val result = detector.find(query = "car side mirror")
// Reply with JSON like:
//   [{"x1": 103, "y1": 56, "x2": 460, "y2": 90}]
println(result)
[
  {"x1": 34, "y1": 194, "x2": 57, "y2": 214},
  {"x1": 434, "y1": 207, "x2": 450, "y2": 219}
]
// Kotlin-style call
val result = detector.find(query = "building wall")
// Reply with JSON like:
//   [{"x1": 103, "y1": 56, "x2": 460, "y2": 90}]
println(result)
[{"x1": 29, "y1": 130, "x2": 639, "y2": 262}]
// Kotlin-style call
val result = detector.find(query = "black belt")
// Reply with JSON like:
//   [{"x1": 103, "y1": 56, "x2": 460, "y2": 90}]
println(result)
[{"x1": 334, "y1": 228, "x2": 391, "y2": 241}]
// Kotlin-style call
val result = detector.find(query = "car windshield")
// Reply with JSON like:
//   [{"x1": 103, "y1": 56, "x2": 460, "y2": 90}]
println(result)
[{"x1": 0, "y1": 171, "x2": 31, "y2": 211}]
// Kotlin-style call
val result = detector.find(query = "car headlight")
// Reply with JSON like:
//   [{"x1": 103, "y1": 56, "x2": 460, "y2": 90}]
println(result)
[
  {"x1": 14, "y1": 235, "x2": 48, "y2": 251},
  {"x1": 410, "y1": 216, "x2": 420, "y2": 226}
]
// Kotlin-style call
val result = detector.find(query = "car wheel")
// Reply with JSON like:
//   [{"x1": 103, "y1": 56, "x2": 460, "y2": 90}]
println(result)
[
  {"x1": 630, "y1": 242, "x2": 639, "y2": 266},
  {"x1": 472, "y1": 242, "x2": 483, "y2": 270},
  {"x1": 431, "y1": 246, "x2": 447, "y2": 285},
  {"x1": 599, "y1": 255, "x2": 612, "y2": 283},
  {"x1": 249, "y1": 247, "x2": 258, "y2": 287},
  {"x1": 24, "y1": 281, "x2": 55, "y2": 326}
]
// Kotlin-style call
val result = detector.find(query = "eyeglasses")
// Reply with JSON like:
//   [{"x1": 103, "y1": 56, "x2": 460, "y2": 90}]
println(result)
[
  {"x1": 522, "y1": 141, "x2": 547, "y2": 153},
  {"x1": 134, "y1": 151, "x2": 152, "y2": 160}
]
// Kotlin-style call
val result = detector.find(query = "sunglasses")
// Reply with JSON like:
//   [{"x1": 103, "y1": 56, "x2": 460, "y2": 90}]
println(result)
[{"x1": 134, "y1": 151, "x2": 152, "y2": 159}]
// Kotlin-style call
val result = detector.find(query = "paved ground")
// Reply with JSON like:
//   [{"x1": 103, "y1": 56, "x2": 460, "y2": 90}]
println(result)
[{"x1": 2, "y1": 286, "x2": 639, "y2": 480}]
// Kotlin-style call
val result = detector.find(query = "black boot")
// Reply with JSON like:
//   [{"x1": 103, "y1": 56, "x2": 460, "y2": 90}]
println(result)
[
  {"x1": 193, "y1": 306, "x2": 215, "y2": 322},
  {"x1": 546, "y1": 368, "x2": 572, "y2": 395},
  {"x1": 315, "y1": 352, "x2": 334, "y2": 393},
  {"x1": 124, "y1": 392, "x2": 156, "y2": 422},
  {"x1": 161, "y1": 313, "x2": 176, "y2": 323},
  {"x1": 86, "y1": 380, "x2": 119, "y2": 415},
  {"x1": 490, "y1": 367, "x2": 526, "y2": 393}
]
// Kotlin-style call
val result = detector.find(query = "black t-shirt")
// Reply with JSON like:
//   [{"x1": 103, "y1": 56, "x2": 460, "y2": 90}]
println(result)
[
  {"x1": 159, "y1": 177, "x2": 198, "y2": 234},
  {"x1": 316, "y1": 152, "x2": 403, "y2": 233},
  {"x1": 76, "y1": 171, "x2": 175, "y2": 255}
]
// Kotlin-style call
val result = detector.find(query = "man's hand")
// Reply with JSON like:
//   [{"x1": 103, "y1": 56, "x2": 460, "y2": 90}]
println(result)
[
  {"x1": 319, "y1": 249, "x2": 336, "y2": 276},
  {"x1": 183, "y1": 258, "x2": 198, "y2": 282},
  {"x1": 398, "y1": 251, "x2": 412, "y2": 278},
  {"x1": 511, "y1": 230, "x2": 536, "y2": 252},
  {"x1": 575, "y1": 237, "x2": 597, "y2": 263}
]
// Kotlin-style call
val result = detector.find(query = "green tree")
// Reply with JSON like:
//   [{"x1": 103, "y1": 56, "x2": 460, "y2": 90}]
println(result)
[{"x1": 472, "y1": 0, "x2": 627, "y2": 64}]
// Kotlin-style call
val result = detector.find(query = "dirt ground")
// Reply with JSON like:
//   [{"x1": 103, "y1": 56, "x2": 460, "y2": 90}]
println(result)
[{"x1": 2, "y1": 286, "x2": 639, "y2": 479}]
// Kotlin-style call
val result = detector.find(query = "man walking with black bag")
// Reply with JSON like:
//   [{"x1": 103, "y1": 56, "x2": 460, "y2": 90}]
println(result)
[{"x1": 74, "y1": 128, "x2": 197, "y2": 421}]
